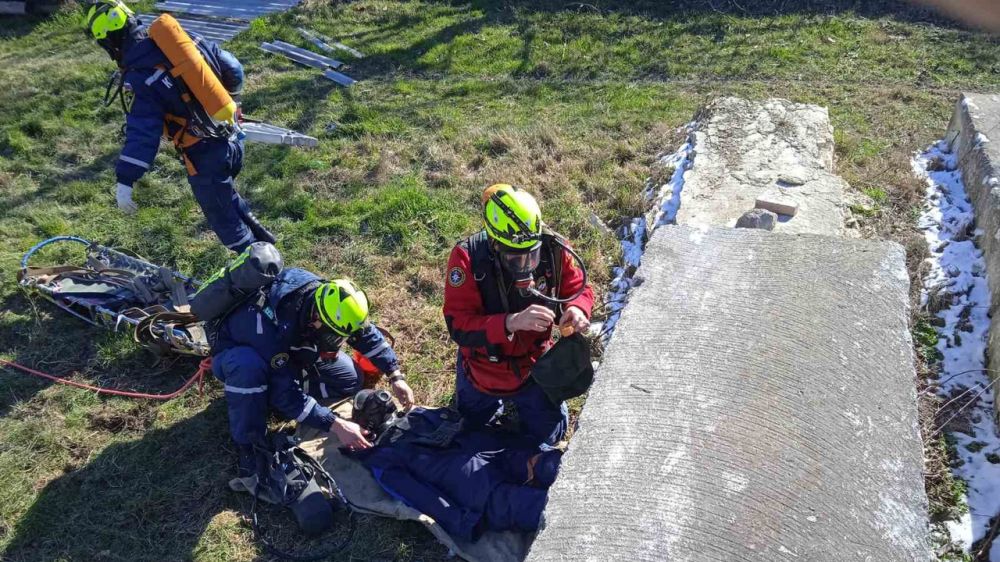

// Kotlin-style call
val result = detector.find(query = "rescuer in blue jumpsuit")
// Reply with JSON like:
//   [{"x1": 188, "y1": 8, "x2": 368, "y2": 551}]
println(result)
[
  {"x1": 85, "y1": 0, "x2": 274, "y2": 252},
  {"x1": 210, "y1": 268, "x2": 415, "y2": 476}
]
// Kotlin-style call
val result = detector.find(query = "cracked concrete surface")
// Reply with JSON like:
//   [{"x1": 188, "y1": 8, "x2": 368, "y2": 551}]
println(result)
[
  {"x1": 527, "y1": 227, "x2": 929, "y2": 562},
  {"x1": 677, "y1": 97, "x2": 851, "y2": 236}
]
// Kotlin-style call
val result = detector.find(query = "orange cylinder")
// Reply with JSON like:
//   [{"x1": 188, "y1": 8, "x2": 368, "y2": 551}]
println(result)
[{"x1": 148, "y1": 14, "x2": 236, "y2": 124}]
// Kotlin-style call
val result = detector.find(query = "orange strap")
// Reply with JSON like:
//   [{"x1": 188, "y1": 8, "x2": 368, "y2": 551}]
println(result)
[{"x1": 162, "y1": 114, "x2": 200, "y2": 176}]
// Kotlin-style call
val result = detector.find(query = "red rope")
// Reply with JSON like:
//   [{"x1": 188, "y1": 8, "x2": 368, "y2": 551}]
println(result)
[{"x1": 0, "y1": 357, "x2": 212, "y2": 401}]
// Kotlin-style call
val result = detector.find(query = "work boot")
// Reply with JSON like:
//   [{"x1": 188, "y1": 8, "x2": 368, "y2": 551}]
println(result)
[
  {"x1": 231, "y1": 443, "x2": 277, "y2": 502},
  {"x1": 237, "y1": 444, "x2": 258, "y2": 478}
]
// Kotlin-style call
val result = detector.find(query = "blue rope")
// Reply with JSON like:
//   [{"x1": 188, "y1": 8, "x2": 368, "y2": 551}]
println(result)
[{"x1": 20, "y1": 236, "x2": 92, "y2": 270}]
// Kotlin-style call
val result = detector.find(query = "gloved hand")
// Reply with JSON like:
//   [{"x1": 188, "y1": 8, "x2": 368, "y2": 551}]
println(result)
[{"x1": 115, "y1": 183, "x2": 138, "y2": 215}]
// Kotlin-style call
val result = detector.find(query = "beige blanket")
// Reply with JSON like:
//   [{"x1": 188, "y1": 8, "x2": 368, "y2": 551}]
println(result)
[{"x1": 295, "y1": 404, "x2": 533, "y2": 562}]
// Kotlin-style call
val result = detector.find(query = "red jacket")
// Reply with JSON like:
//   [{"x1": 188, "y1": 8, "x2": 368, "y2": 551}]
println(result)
[{"x1": 443, "y1": 234, "x2": 594, "y2": 394}]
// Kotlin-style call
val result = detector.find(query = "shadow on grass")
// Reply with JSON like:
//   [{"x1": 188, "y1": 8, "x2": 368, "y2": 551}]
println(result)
[
  {"x1": 0, "y1": 289, "x2": 205, "y2": 419},
  {"x1": 451, "y1": 0, "x2": 958, "y2": 24},
  {"x1": 320, "y1": 0, "x2": 978, "y2": 92},
  {"x1": 243, "y1": 73, "x2": 339, "y2": 135},
  {"x1": 343, "y1": 14, "x2": 491, "y2": 81},
  {"x1": 1, "y1": 400, "x2": 233, "y2": 562},
  {"x1": 0, "y1": 14, "x2": 50, "y2": 43},
  {"x1": 0, "y1": 147, "x2": 119, "y2": 215}
]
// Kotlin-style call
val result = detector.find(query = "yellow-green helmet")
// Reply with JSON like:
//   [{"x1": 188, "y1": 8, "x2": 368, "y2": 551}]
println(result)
[
  {"x1": 84, "y1": 0, "x2": 134, "y2": 40},
  {"x1": 314, "y1": 279, "x2": 370, "y2": 337},
  {"x1": 482, "y1": 184, "x2": 542, "y2": 250}
]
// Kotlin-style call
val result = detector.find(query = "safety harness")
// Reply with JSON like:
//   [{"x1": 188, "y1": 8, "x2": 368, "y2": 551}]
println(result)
[
  {"x1": 108, "y1": 29, "x2": 236, "y2": 176},
  {"x1": 464, "y1": 230, "x2": 564, "y2": 371},
  {"x1": 155, "y1": 43, "x2": 235, "y2": 176}
]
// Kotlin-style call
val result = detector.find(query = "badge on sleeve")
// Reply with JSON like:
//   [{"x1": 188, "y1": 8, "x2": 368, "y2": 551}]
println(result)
[
  {"x1": 536, "y1": 276, "x2": 548, "y2": 293},
  {"x1": 448, "y1": 267, "x2": 466, "y2": 287},
  {"x1": 270, "y1": 352, "x2": 290, "y2": 369}
]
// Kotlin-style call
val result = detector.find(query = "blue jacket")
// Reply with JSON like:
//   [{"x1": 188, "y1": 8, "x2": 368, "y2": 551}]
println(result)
[
  {"x1": 115, "y1": 29, "x2": 244, "y2": 187},
  {"x1": 213, "y1": 268, "x2": 400, "y2": 430},
  {"x1": 351, "y1": 408, "x2": 562, "y2": 541}
]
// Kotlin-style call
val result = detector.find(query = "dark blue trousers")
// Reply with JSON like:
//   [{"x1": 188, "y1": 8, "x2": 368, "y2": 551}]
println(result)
[
  {"x1": 455, "y1": 354, "x2": 568, "y2": 447},
  {"x1": 186, "y1": 139, "x2": 256, "y2": 252},
  {"x1": 212, "y1": 348, "x2": 362, "y2": 445}
]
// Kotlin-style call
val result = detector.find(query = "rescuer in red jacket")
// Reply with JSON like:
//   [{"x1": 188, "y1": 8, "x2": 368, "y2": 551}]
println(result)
[{"x1": 443, "y1": 184, "x2": 594, "y2": 447}]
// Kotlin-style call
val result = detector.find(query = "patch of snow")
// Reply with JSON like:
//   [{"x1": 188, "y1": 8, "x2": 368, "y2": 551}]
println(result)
[
  {"x1": 976, "y1": 132, "x2": 991, "y2": 146},
  {"x1": 600, "y1": 124, "x2": 695, "y2": 342},
  {"x1": 913, "y1": 140, "x2": 999, "y2": 553}
]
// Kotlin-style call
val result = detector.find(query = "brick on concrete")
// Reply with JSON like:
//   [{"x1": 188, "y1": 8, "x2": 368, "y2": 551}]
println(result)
[{"x1": 675, "y1": 97, "x2": 849, "y2": 236}]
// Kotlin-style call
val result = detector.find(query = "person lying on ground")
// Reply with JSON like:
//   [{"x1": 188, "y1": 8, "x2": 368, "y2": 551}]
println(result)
[{"x1": 346, "y1": 400, "x2": 562, "y2": 540}]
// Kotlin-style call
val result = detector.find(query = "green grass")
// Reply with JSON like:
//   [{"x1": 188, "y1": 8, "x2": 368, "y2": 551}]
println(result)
[{"x1": 1, "y1": 1, "x2": 999, "y2": 560}]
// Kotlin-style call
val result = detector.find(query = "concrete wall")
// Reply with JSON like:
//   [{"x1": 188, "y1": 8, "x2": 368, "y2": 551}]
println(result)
[
  {"x1": 675, "y1": 97, "x2": 850, "y2": 237},
  {"x1": 946, "y1": 93, "x2": 1000, "y2": 416}
]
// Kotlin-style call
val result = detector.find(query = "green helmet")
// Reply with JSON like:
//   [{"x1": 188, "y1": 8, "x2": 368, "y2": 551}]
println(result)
[
  {"x1": 482, "y1": 184, "x2": 542, "y2": 250},
  {"x1": 314, "y1": 279, "x2": 370, "y2": 337},
  {"x1": 84, "y1": 0, "x2": 133, "y2": 40}
]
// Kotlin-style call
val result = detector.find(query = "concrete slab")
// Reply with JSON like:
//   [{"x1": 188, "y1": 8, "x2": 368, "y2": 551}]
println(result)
[
  {"x1": 675, "y1": 97, "x2": 849, "y2": 236},
  {"x1": 528, "y1": 226, "x2": 929, "y2": 562},
  {"x1": 946, "y1": 92, "x2": 1000, "y2": 415}
]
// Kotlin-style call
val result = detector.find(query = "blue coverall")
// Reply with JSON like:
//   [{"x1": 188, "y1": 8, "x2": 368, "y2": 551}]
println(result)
[
  {"x1": 351, "y1": 407, "x2": 562, "y2": 541},
  {"x1": 116, "y1": 31, "x2": 261, "y2": 252},
  {"x1": 211, "y1": 268, "x2": 400, "y2": 446}
]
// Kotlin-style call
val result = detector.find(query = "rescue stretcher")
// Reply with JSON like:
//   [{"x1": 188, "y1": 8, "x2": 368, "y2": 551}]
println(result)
[{"x1": 18, "y1": 235, "x2": 211, "y2": 357}]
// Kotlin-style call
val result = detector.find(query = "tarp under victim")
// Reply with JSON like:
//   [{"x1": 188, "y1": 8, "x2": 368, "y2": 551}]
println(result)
[{"x1": 295, "y1": 403, "x2": 532, "y2": 562}]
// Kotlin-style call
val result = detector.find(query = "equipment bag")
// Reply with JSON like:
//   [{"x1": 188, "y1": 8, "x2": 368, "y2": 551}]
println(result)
[
  {"x1": 530, "y1": 333, "x2": 595, "y2": 405},
  {"x1": 190, "y1": 242, "x2": 283, "y2": 322},
  {"x1": 239, "y1": 434, "x2": 355, "y2": 561}
]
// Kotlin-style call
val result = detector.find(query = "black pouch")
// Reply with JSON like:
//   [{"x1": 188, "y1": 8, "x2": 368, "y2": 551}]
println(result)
[{"x1": 529, "y1": 333, "x2": 595, "y2": 405}]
